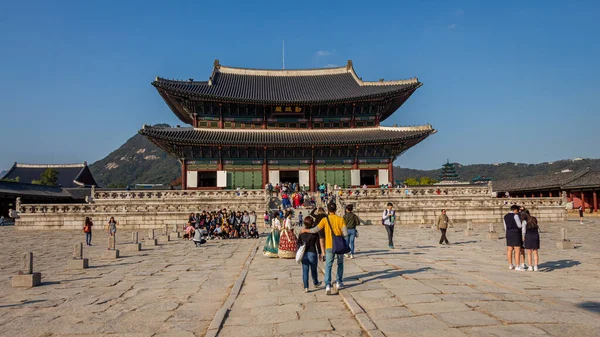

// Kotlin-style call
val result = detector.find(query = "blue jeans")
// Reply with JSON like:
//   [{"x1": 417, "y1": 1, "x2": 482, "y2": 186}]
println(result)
[
  {"x1": 325, "y1": 248, "x2": 344, "y2": 286},
  {"x1": 346, "y1": 229, "x2": 356, "y2": 255},
  {"x1": 301, "y1": 252, "x2": 319, "y2": 288},
  {"x1": 85, "y1": 232, "x2": 92, "y2": 245}
]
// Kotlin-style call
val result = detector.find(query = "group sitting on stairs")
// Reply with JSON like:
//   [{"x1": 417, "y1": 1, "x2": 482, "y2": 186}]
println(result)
[{"x1": 185, "y1": 210, "x2": 260, "y2": 241}]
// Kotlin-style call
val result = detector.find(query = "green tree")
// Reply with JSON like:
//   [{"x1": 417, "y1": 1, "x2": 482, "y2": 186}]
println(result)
[
  {"x1": 419, "y1": 177, "x2": 437, "y2": 185},
  {"x1": 32, "y1": 168, "x2": 59, "y2": 186},
  {"x1": 404, "y1": 177, "x2": 420, "y2": 186}
]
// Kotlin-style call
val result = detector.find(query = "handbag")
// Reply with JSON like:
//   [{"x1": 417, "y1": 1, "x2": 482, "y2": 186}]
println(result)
[
  {"x1": 295, "y1": 243, "x2": 306, "y2": 264},
  {"x1": 326, "y1": 216, "x2": 350, "y2": 255}
]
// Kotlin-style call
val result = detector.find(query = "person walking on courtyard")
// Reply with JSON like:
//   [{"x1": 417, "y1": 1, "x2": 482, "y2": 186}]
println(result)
[
  {"x1": 579, "y1": 205, "x2": 584, "y2": 224},
  {"x1": 0, "y1": 215, "x2": 4, "y2": 226},
  {"x1": 310, "y1": 207, "x2": 327, "y2": 261},
  {"x1": 437, "y1": 209, "x2": 451, "y2": 245},
  {"x1": 521, "y1": 210, "x2": 540, "y2": 271},
  {"x1": 263, "y1": 211, "x2": 270, "y2": 228},
  {"x1": 382, "y1": 203, "x2": 396, "y2": 249},
  {"x1": 343, "y1": 204, "x2": 359, "y2": 258},
  {"x1": 298, "y1": 216, "x2": 323, "y2": 292},
  {"x1": 263, "y1": 212, "x2": 281, "y2": 257},
  {"x1": 504, "y1": 205, "x2": 524, "y2": 271},
  {"x1": 301, "y1": 202, "x2": 348, "y2": 295},
  {"x1": 107, "y1": 217, "x2": 117, "y2": 244},
  {"x1": 83, "y1": 217, "x2": 93, "y2": 246}
]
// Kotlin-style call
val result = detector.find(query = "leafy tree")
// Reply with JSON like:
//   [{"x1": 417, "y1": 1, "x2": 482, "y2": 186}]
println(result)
[
  {"x1": 32, "y1": 168, "x2": 59, "y2": 186},
  {"x1": 404, "y1": 177, "x2": 420, "y2": 186},
  {"x1": 419, "y1": 177, "x2": 437, "y2": 185}
]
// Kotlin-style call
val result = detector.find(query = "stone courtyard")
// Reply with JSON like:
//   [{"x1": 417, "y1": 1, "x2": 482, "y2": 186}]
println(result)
[{"x1": 0, "y1": 218, "x2": 599, "y2": 336}]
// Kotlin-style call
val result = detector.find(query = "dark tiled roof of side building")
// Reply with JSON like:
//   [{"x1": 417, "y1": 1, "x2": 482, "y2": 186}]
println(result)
[
  {"x1": 1, "y1": 163, "x2": 98, "y2": 188},
  {"x1": 0, "y1": 181, "x2": 73, "y2": 199},
  {"x1": 139, "y1": 125, "x2": 436, "y2": 147},
  {"x1": 493, "y1": 168, "x2": 591, "y2": 192},
  {"x1": 562, "y1": 169, "x2": 600, "y2": 188},
  {"x1": 153, "y1": 60, "x2": 420, "y2": 104}
]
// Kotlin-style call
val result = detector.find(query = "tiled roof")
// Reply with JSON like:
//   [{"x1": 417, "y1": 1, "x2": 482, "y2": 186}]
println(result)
[
  {"x1": 562, "y1": 169, "x2": 600, "y2": 188},
  {"x1": 0, "y1": 181, "x2": 73, "y2": 199},
  {"x1": 1, "y1": 163, "x2": 98, "y2": 188},
  {"x1": 153, "y1": 60, "x2": 420, "y2": 104},
  {"x1": 139, "y1": 125, "x2": 436, "y2": 147},
  {"x1": 493, "y1": 169, "x2": 590, "y2": 192}
]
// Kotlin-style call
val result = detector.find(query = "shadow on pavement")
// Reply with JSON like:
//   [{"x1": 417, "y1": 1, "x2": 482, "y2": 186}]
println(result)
[
  {"x1": 451, "y1": 240, "x2": 478, "y2": 245},
  {"x1": 0, "y1": 300, "x2": 46, "y2": 308},
  {"x1": 538, "y1": 259, "x2": 581, "y2": 272},
  {"x1": 346, "y1": 267, "x2": 433, "y2": 287},
  {"x1": 576, "y1": 301, "x2": 600, "y2": 314}
]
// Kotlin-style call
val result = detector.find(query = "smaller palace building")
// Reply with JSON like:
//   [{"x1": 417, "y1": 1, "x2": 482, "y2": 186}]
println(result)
[{"x1": 141, "y1": 60, "x2": 436, "y2": 191}]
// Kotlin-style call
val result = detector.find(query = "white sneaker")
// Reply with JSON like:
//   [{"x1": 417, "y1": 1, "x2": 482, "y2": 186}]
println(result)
[
  {"x1": 336, "y1": 282, "x2": 343, "y2": 290},
  {"x1": 528, "y1": 266, "x2": 534, "y2": 271},
  {"x1": 344, "y1": 254, "x2": 350, "y2": 258},
  {"x1": 515, "y1": 266, "x2": 525, "y2": 271},
  {"x1": 325, "y1": 285, "x2": 331, "y2": 295},
  {"x1": 304, "y1": 288, "x2": 308, "y2": 293},
  {"x1": 533, "y1": 266, "x2": 539, "y2": 272},
  {"x1": 509, "y1": 264, "x2": 515, "y2": 270},
  {"x1": 350, "y1": 254, "x2": 354, "y2": 259},
  {"x1": 521, "y1": 264, "x2": 526, "y2": 269}
]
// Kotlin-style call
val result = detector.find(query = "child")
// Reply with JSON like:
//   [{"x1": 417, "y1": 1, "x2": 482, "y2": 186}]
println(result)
[
  {"x1": 579, "y1": 205, "x2": 583, "y2": 224},
  {"x1": 264, "y1": 211, "x2": 270, "y2": 228},
  {"x1": 522, "y1": 211, "x2": 540, "y2": 271},
  {"x1": 249, "y1": 222, "x2": 259, "y2": 238},
  {"x1": 298, "y1": 212, "x2": 303, "y2": 226},
  {"x1": 298, "y1": 217, "x2": 322, "y2": 292}
]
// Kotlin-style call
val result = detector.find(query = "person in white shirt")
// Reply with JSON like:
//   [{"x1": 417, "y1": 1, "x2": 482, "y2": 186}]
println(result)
[
  {"x1": 503, "y1": 205, "x2": 524, "y2": 270},
  {"x1": 382, "y1": 203, "x2": 396, "y2": 249}
]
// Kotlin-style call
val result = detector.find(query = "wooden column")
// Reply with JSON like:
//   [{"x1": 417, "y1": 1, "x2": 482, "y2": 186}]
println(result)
[
  {"x1": 540, "y1": 192, "x2": 543, "y2": 197},
  {"x1": 549, "y1": 191, "x2": 553, "y2": 197},
  {"x1": 581, "y1": 191, "x2": 586, "y2": 211},
  {"x1": 181, "y1": 160, "x2": 187, "y2": 190},
  {"x1": 192, "y1": 113, "x2": 198, "y2": 128},
  {"x1": 309, "y1": 146, "x2": 316, "y2": 192},
  {"x1": 353, "y1": 146, "x2": 359, "y2": 169},
  {"x1": 217, "y1": 147, "x2": 223, "y2": 170},
  {"x1": 593, "y1": 190, "x2": 598, "y2": 212},
  {"x1": 388, "y1": 160, "x2": 393, "y2": 185},
  {"x1": 262, "y1": 161, "x2": 268, "y2": 187},
  {"x1": 218, "y1": 104, "x2": 224, "y2": 128}
]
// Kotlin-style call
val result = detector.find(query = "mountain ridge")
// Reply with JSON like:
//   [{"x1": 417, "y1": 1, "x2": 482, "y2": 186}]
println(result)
[{"x1": 88, "y1": 128, "x2": 600, "y2": 187}]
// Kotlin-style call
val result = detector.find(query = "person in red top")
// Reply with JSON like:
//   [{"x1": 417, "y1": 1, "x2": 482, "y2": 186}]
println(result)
[{"x1": 83, "y1": 217, "x2": 94, "y2": 246}]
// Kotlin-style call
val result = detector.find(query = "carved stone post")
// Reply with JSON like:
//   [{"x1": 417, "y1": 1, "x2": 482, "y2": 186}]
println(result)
[
  {"x1": 465, "y1": 220, "x2": 473, "y2": 236},
  {"x1": 12, "y1": 252, "x2": 41, "y2": 287},
  {"x1": 102, "y1": 234, "x2": 120, "y2": 259},
  {"x1": 68, "y1": 243, "x2": 89, "y2": 269},
  {"x1": 125, "y1": 232, "x2": 142, "y2": 252},
  {"x1": 487, "y1": 223, "x2": 499, "y2": 240},
  {"x1": 146, "y1": 229, "x2": 158, "y2": 246},
  {"x1": 556, "y1": 227, "x2": 574, "y2": 249}
]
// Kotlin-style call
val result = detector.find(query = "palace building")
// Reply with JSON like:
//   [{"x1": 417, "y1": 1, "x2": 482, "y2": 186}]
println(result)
[{"x1": 140, "y1": 60, "x2": 436, "y2": 191}]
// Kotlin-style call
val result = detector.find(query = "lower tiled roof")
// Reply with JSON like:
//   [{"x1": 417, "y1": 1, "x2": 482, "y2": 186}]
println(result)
[
  {"x1": 139, "y1": 125, "x2": 436, "y2": 147},
  {"x1": 493, "y1": 169, "x2": 592, "y2": 192}
]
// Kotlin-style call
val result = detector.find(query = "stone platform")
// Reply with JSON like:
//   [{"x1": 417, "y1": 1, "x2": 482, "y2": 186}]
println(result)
[{"x1": 1, "y1": 219, "x2": 598, "y2": 336}]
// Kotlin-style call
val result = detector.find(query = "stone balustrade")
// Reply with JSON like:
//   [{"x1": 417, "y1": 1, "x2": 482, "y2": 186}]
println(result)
[
  {"x1": 93, "y1": 189, "x2": 266, "y2": 201},
  {"x1": 335, "y1": 185, "x2": 492, "y2": 198}
]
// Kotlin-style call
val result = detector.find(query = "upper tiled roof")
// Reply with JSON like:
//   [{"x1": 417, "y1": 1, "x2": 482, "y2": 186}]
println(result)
[
  {"x1": 562, "y1": 169, "x2": 600, "y2": 188},
  {"x1": 1, "y1": 163, "x2": 98, "y2": 188},
  {"x1": 493, "y1": 169, "x2": 590, "y2": 192},
  {"x1": 139, "y1": 125, "x2": 436, "y2": 147},
  {"x1": 153, "y1": 60, "x2": 420, "y2": 104}
]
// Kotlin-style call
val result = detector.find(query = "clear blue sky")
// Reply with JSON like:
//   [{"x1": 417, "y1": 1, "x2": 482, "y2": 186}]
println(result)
[{"x1": 1, "y1": 0, "x2": 599, "y2": 171}]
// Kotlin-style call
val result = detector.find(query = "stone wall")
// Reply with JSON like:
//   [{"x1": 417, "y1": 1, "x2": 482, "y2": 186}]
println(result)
[{"x1": 14, "y1": 186, "x2": 566, "y2": 230}]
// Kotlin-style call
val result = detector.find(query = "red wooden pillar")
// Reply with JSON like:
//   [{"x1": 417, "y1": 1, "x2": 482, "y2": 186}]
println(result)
[
  {"x1": 540, "y1": 192, "x2": 543, "y2": 197},
  {"x1": 309, "y1": 162, "x2": 316, "y2": 192},
  {"x1": 181, "y1": 160, "x2": 187, "y2": 190},
  {"x1": 353, "y1": 146, "x2": 359, "y2": 169},
  {"x1": 593, "y1": 190, "x2": 598, "y2": 212},
  {"x1": 388, "y1": 160, "x2": 393, "y2": 185},
  {"x1": 262, "y1": 161, "x2": 268, "y2": 187},
  {"x1": 192, "y1": 113, "x2": 198, "y2": 128},
  {"x1": 581, "y1": 191, "x2": 586, "y2": 211}
]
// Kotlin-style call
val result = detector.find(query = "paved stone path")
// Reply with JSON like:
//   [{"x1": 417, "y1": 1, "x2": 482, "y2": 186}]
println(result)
[
  {"x1": 1, "y1": 218, "x2": 599, "y2": 336},
  {"x1": 0, "y1": 229, "x2": 257, "y2": 336}
]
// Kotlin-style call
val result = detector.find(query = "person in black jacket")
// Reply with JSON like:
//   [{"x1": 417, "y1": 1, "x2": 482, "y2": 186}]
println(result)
[
  {"x1": 310, "y1": 207, "x2": 327, "y2": 261},
  {"x1": 298, "y1": 217, "x2": 323, "y2": 292}
]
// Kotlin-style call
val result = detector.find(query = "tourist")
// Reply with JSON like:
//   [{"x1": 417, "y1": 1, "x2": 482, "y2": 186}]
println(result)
[
  {"x1": 249, "y1": 211, "x2": 257, "y2": 228},
  {"x1": 278, "y1": 212, "x2": 298, "y2": 258},
  {"x1": 263, "y1": 212, "x2": 281, "y2": 257},
  {"x1": 249, "y1": 223, "x2": 259, "y2": 238},
  {"x1": 343, "y1": 204, "x2": 359, "y2": 258},
  {"x1": 192, "y1": 227, "x2": 207, "y2": 247},
  {"x1": 184, "y1": 222, "x2": 195, "y2": 240},
  {"x1": 579, "y1": 205, "x2": 583, "y2": 224},
  {"x1": 310, "y1": 207, "x2": 327, "y2": 261},
  {"x1": 521, "y1": 210, "x2": 540, "y2": 271},
  {"x1": 0, "y1": 215, "x2": 4, "y2": 226},
  {"x1": 301, "y1": 202, "x2": 348, "y2": 295},
  {"x1": 436, "y1": 209, "x2": 451, "y2": 245},
  {"x1": 298, "y1": 216, "x2": 323, "y2": 292},
  {"x1": 107, "y1": 217, "x2": 117, "y2": 238},
  {"x1": 504, "y1": 205, "x2": 524, "y2": 271},
  {"x1": 83, "y1": 217, "x2": 93, "y2": 246},
  {"x1": 382, "y1": 203, "x2": 396, "y2": 249},
  {"x1": 263, "y1": 211, "x2": 270, "y2": 228},
  {"x1": 298, "y1": 211, "x2": 303, "y2": 226},
  {"x1": 188, "y1": 212, "x2": 196, "y2": 231},
  {"x1": 242, "y1": 211, "x2": 250, "y2": 227}
]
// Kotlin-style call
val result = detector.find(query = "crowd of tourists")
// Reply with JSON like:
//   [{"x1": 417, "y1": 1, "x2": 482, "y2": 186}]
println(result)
[{"x1": 184, "y1": 210, "x2": 260, "y2": 241}]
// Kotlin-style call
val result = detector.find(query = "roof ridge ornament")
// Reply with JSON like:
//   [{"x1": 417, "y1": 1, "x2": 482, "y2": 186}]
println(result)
[
  {"x1": 214, "y1": 59, "x2": 221, "y2": 69},
  {"x1": 346, "y1": 60, "x2": 353, "y2": 71}
]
